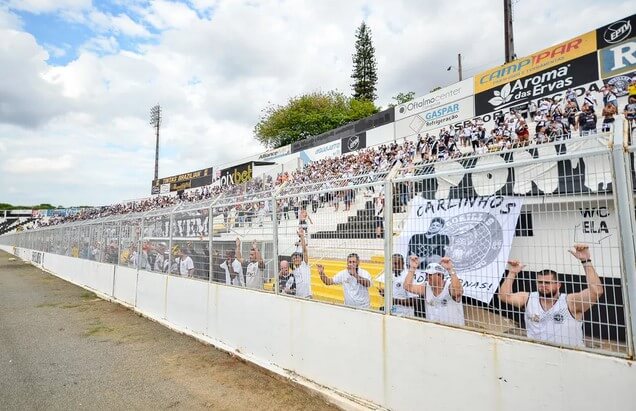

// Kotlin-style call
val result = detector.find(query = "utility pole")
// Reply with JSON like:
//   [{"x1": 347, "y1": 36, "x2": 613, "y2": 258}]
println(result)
[
  {"x1": 457, "y1": 53, "x2": 463, "y2": 81},
  {"x1": 149, "y1": 105, "x2": 162, "y2": 181},
  {"x1": 503, "y1": 0, "x2": 515, "y2": 63}
]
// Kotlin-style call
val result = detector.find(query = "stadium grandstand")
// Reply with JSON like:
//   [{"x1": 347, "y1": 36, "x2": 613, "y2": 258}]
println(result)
[{"x1": 2, "y1": 12, "x2": 636, "y2": 411}]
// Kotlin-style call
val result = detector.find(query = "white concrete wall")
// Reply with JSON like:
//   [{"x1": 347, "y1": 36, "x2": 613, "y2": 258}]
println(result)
[{"x1": 6, "y1": 247, "x2": 636, "y2": 411}]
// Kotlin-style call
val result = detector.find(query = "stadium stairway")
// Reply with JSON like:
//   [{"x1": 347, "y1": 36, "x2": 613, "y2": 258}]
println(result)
[
  {"x1": 312, "y1": 200, "x2": 378, "y2": 239},
  {"x1": 0, "y1": 218, "x2": 35, "y2": 235}
]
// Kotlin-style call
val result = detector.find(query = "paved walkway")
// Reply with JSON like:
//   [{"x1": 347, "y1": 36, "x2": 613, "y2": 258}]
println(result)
[{"x1": 0, "y1": 251, "x2": 338, "y2": 410}]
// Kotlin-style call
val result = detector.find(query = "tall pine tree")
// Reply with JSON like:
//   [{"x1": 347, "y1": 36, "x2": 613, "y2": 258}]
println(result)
[{"x1": 351, "y1": 21, "x2": 378, "y2": 102}]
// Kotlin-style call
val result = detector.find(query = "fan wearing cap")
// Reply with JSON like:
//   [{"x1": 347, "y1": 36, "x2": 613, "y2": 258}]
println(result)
[
  {"x1": 290, "y1": 228, "x2": 312, "y2": 298},
  {"x1": 404, "y1": 255, "x2": 465, "y2": 326},
  {"x1": 316, "y1": 253, "x2": 372, "y2": 309}
]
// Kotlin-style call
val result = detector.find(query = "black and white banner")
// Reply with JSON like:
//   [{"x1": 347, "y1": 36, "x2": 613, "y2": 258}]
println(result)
[
  {"x1": 474, "y1": 52, "x2": 599, "y2": 116},
  {"x1": 395, "y1": 196, "x2": 523, "y2": 303},
  {"x1": 341, "y1": 132, "x2": 367, "y2": 154}
]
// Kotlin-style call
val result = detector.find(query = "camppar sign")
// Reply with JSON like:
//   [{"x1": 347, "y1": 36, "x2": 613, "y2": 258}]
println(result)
[{"x1": 475, "y1": 30, "x2": 597, "y2": 93}]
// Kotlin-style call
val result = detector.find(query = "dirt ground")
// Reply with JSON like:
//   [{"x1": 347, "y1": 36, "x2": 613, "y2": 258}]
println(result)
[{"x1": 0, "y1": 251, "x2": 339, "y2": 410}]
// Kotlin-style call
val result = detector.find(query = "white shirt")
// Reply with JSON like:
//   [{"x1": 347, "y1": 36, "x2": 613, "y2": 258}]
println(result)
[
  {"x1": 425, "y1": 281, "x2": 465, "y2": 326},
  {"x1": 292, "y1": 261, "x2": 312, "y2": 298},
  {"x1": 390, "y1": 269, "x2": 419, "y2": 317},
  {"x1": 245, "y1": 261, "x2": 263, "y2": 290},
  {"x1": 332, "y1": 268, "x2": 372, "y2": 309},
  {"x1": 178, "y1": 255, "x2": 194, "y2": 277},
  {"x1": 220, "y1": 258, "x2": 244, "y2": 286},
  {"x1": 525, "y1": 292, "x2": 584, "y2": 347}
]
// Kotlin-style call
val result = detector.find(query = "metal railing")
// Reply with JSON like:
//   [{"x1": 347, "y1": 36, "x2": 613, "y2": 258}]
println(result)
[{"x1": 1, "y1": 130, "x2": 634, "y2": 359}]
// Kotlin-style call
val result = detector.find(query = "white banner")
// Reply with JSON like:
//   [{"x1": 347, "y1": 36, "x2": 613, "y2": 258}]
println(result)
[
  {"x1": 395, "y1": 96, "x2": 474, "y2": 140},
  {"x1": 395, "y1": 196, "x2": 523, "y2": 303},
  {"x1": 258, "y1": 144, "x2": 291, "y2": 161},
  {"x1": 299, "y1": 140, "x2": 341, "y2": 164},
  {"x1": 395, "y1": 78, "x2": 474, "y2": 121}
]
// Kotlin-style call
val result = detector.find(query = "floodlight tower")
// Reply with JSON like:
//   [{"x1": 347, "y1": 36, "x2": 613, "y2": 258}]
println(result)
[
  {"x1": 504, "y1": 0, "x2": 516, "y2": 63},
  {"x1": 150, "y1": 104, "x2": 162, "y2": 181}
]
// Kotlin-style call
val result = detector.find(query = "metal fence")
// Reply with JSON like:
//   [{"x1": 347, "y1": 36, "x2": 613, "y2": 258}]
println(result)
[{"x1": 1, "y1": 130, "x2": 634, "y2": 358}]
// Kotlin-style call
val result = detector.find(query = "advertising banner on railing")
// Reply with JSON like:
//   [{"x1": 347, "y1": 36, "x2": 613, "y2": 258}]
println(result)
[
  {"x1": 396, "y1": 96, "x2": 474, "y2": 139},
  {"x1": 395, "y1": 78, "x2": 474, "y2": 121},
  {"x1": 395, "y1": 196, "x2": 523, "y2": 303},
  {"x1": 474, "y1": 30, "x2": 597, "y2": 94},
  {"x1": 299, "y1": 139, "x2": 342, "y2": 164},
  {"x1": 474, "y1": 52, "x2": 599, "y2": 116},
  {"x1": 341, "y1": 132, "x2": 366, "y2": 154},
  {"x1": 151, "y1": 167, "x2": 213, "y2": 194}
]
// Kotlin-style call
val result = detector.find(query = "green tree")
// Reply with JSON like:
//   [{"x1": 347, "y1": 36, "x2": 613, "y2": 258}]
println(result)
[
  {"x1": 254, "y1": 91, "x2": 377, "y2": 148},
  {"x1": 389, "y1": 91, "x2": 416, "y2": 107},
  {"x1": 430, "y1": 86, "x2": 442, "y2": 92},
  {"x1": 351, "y1": 21, "x2": 378, "y2": 102}
]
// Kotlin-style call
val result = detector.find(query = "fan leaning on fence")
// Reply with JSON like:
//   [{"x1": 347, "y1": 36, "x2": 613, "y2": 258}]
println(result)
[{"x1": 499, "y1": 244, "x2": 604, "y2": 347}]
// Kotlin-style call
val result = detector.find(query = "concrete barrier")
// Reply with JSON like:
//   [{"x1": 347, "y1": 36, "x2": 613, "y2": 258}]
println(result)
[{"x1": 6, "y1": 247, "x2": 636, "y2": 411}]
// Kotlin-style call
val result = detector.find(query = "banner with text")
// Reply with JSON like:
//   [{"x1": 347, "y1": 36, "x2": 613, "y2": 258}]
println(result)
[
  {"x1": 396, "y1": 96, "x2": 474, "y2": 139},
  {"x1": 474, "y1": 30, "x2": 597, "y2": 93},
  {"x1": 395, "y1": 78, "x2": 474, "y2": 121},
  {"x1": 395, "y1": 196, "x2": 523, "y2": 303}
]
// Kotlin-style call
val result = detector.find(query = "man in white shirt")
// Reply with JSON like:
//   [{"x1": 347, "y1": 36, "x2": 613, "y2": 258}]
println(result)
[
  {"x1": 219, "y1": 239, "x2": 245, "y2": 286},
  {"x1": 290, "y1": 229, "x2": 312, "y2": 298},
  {"x1": 499, "y1": 244, "x2": 603, "y2": 347},
  {"x1": 404, "y1": 255, "x2": 465, "y2": 326},
  {"x1": 177, "y1": 248, "x2": 194, "y2": 277},
  {"x1": 317, "y1": 253, "x2": 372, "y2": 309},
  {"x1": 378, "y1": 254, "x2": 418, "y2": 316},
  {"x1": 236, "y1": 239, "x2": 265, "y2": 290}
]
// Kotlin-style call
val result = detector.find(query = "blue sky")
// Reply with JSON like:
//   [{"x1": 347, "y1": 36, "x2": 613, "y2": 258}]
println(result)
[{"x1": 0, "y1": 0, "x2": 634, "y2": 206}]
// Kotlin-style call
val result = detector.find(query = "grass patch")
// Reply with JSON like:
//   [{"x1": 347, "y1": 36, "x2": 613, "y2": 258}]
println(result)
[
  {"x1": 80, "y1": 291, "x2": 97, "y2": 301},
  {"x1": 36, "y1": 302, "x2": 60, "y2": 308},
  {"x1": 84, "y1": 324, "x2": 114, "y2": 337}
]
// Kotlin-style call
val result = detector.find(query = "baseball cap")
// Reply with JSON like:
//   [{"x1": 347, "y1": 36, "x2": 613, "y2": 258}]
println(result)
[{"x1": 424, "y1": 263, "x2": 446, "y2": 276}]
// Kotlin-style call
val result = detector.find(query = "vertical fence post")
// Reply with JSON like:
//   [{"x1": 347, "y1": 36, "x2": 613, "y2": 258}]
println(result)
[
  {"x1": 383, "y1": 179, "x2": 394, "y2": 316},
  {"x1": 209, "y1": 202, "x2": 214, "y2": 283},
  {"x1": 272, "y1": 194, "x2": 280, "y2": 294},
  {"x1": 168, "y1": 211, "x2": 174, "y2": 275},
  {"x1": 610, "y1": 133, "x2": 636, "y2": 358}
]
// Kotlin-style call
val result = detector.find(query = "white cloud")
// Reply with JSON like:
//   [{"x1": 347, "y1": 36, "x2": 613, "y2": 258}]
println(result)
[
  {"x1": 81, "y1": 35, "x2": 120, "y2": 54},
  {"x1": 0, "y1": 0, "x2": 634, "y2": 206},
  {"x1": 3, "y1": 154, "x2": 74, "y2": 173},
  {"x1": 7, "y1": 0, "x2": 91, "y2": 14}
]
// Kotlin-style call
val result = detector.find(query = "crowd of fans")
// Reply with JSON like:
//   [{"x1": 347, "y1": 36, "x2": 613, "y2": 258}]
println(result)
[{"x1": 29, "y1": 82, "x2": 634, "y2": 230}]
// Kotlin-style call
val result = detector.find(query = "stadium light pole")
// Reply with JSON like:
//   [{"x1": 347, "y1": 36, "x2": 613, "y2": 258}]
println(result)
[
  {"x1": 150, "y1": 104, "x2": 162, "y2": 181},
  {"x1": 503, "y1": 0, "x2": 516, "y2": 63},
  {"x1": 446, "y1": 53, "x2": 463, "y2": 82}
]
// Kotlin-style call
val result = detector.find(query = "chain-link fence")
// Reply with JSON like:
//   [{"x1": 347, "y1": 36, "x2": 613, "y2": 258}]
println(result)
[{"x1": 1, "y1": 131, "x2": 634, "y2": 358}]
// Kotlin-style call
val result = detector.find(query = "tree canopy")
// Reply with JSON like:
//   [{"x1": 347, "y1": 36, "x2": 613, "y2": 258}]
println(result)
[
  {"x1": 389, "y1": 91, "x2": 416, "y2": 107},
  {"x1": 351, "y1": 21, "x2": 378, "y2": 102},
  {"x1": 254, "y1": 91, "x2": 377, "y2": 148}
]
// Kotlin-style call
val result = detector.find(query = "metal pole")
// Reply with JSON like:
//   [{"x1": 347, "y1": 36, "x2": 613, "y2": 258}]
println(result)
[
  {"x1": 272, "y1": 194, "x2": 281, "y2": 294},
  {"x1": 209, "y1": 203, "x2": 214, "y2": 283},
  {"x1": 383, "y1": 181, "x2": 394, "y2": 315},
  {"x1": 168, "y1": 212, "x2": 174, "y2": 275},
  {"x1": 611, "y1": 122, "x2": 636, "y2": 357},
  {"x1": 457, "y1": 53, "x2": 463, "y2": 81},
  {"x1": 503, "y1": 0, "x2": 515, "y2": 63}
]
